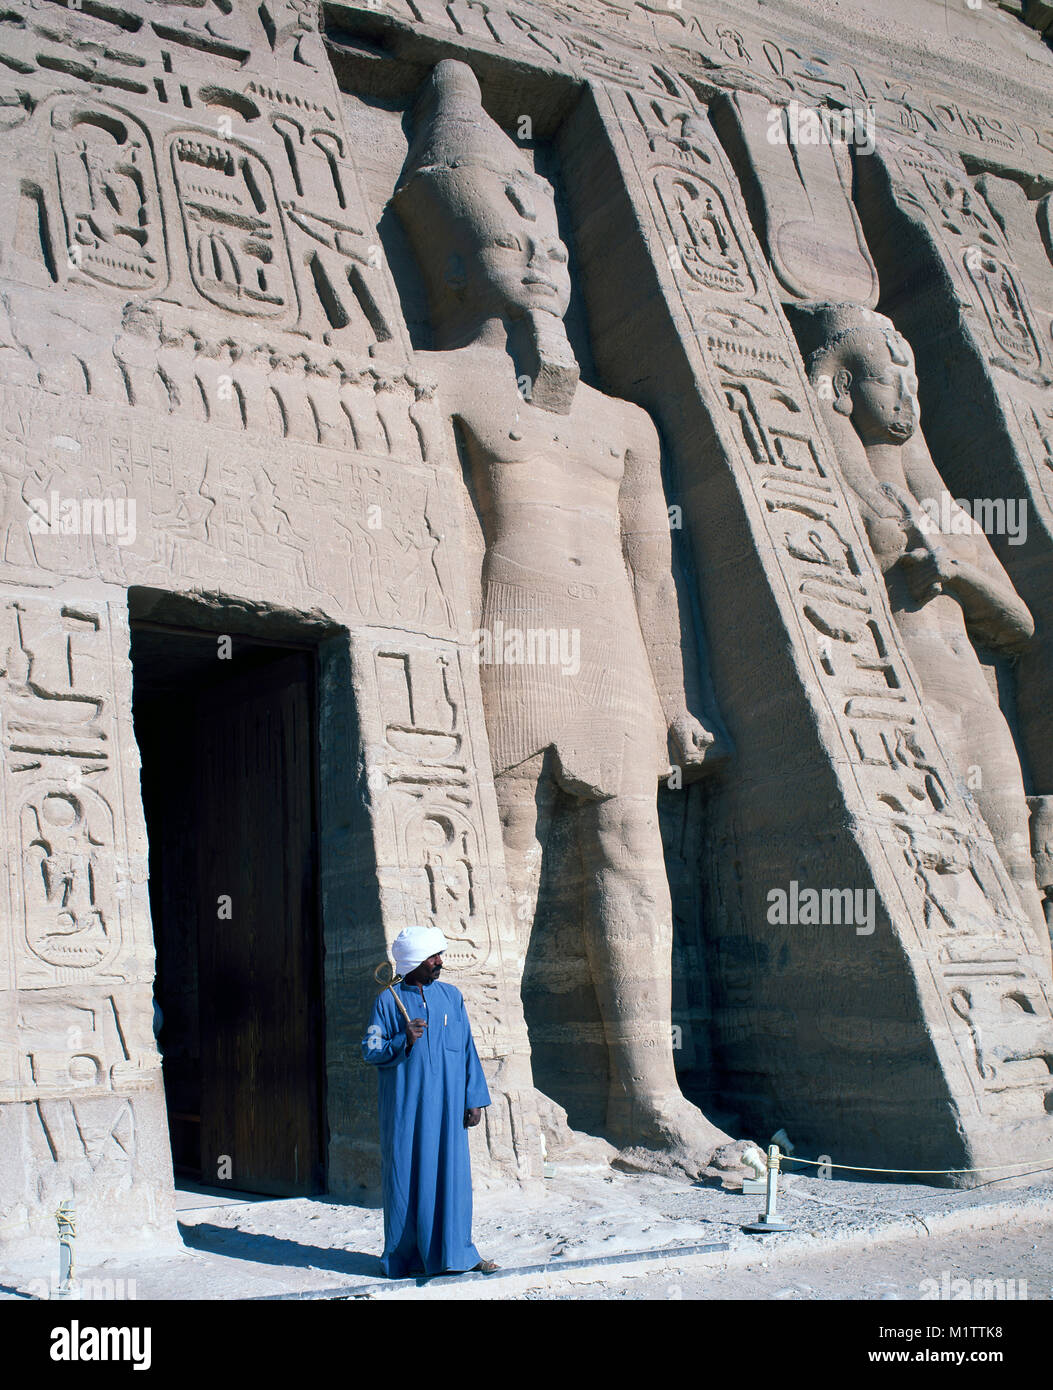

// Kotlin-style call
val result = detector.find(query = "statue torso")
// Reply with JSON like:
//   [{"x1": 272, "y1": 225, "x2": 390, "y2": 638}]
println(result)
[
  {"x1": 428, "y1": 344, "x2": 637, "y2": 594},
  {"x1": 422, "y1": 344, "x2": 665, "y2": 785},
  {"x1": 857, "y1": 440, "x2": 988, "y2": 691}
]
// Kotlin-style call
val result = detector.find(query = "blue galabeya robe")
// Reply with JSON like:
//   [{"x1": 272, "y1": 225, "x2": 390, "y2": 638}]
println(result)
[{"x1": 362, "y1": 979, "x2": 491, "y2": 1277}]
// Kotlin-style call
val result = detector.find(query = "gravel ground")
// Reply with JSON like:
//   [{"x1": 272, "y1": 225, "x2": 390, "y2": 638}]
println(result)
[
  {"x1": 3, "y1": 1164, "x2": 1052, "y2": 1301},
  {"x1": 508, "y1": 1220, "x2": 1052, "y2": 1300}
]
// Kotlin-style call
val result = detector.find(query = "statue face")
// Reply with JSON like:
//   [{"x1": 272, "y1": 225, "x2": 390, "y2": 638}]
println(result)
[
  {"x1": 848, "y1": 331, "x2": 919, "y2": 445},
  {"x1": 431, "y1": 166, "x2": 572, "y2": 322}
]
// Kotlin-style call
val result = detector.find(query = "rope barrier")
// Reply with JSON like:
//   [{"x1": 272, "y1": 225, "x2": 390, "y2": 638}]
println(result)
[
  {"x1": 742, "y1": 1144, "x2": 1053, "y2": 1236},
  {"x1": 781, "y1": 1154, "x2": 1053, "y2": 1177}
]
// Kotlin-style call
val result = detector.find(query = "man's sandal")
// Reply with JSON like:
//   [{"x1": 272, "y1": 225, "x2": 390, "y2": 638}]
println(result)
[{"x1": 473, "y1": 1259, "x2": 499, "y2": 1274}]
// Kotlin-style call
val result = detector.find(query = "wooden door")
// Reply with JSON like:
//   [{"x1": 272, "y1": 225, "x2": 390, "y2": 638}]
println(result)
[{"x1": 195, "y1": 651, "x2": 325, "y2": 1196}]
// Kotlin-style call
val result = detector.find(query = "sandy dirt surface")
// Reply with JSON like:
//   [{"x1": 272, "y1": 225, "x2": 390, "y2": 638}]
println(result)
[
  {"x1": 508, "y1": 1221, "x2": 1052, "y2": 1300},
  {"x1": 3, "y1": 1166, "x2": 1051, "y2": 1302}
]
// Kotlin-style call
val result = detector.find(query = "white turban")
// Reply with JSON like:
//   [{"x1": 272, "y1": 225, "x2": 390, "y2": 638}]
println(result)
[{"x1": 391, "y1": 926, "x2": 448, "y2": 978}]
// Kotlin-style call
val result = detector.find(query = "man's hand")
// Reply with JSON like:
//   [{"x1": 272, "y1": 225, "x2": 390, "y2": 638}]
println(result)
[
  {"x1": 406, "y1": 1018, "x2": 427, "y2": 1048},
  {"x1": 465, "y1": 1107, "x2": 482, "y2": 1127}
]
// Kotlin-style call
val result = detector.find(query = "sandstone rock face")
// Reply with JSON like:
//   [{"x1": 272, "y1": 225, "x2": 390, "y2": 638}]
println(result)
[{"x1": 1, "y1": 0, "x2": 1052, "y2": 1257}]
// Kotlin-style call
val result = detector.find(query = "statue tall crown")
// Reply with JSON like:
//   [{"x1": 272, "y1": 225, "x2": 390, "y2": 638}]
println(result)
[
  {"x1": 392, "y1": 58, "x2": 580, "y2": 413},
  {"x1": 395, "y1": 58, "x2": 544, "y2": 196}
]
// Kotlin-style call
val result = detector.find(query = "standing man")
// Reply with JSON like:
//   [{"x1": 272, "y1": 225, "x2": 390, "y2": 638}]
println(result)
[{"x1": 362, "y1": 925, "x2": 497, "y2": 1277}]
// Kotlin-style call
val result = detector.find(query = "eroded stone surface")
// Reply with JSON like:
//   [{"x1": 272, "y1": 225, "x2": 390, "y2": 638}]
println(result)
[{"x1": 1, "y1": 0, "x2": 1052, "y2": 1259}]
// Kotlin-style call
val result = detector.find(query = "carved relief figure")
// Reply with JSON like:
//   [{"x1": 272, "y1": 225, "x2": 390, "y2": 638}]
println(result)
[
  {"x1": 798, "y1": 302, "x2": 1050, "y2": 968},
  {"x1": 392, "y1": 60, "x2": 743, "y2": 1176},
  {"x1": 22, "y1": 789, "x2": 112, "y2": 970}
]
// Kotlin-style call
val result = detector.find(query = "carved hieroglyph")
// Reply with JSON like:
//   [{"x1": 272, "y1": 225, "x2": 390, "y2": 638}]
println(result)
[{"x1": 0, "y1": 592, "x2": 174, "y2": 1256}]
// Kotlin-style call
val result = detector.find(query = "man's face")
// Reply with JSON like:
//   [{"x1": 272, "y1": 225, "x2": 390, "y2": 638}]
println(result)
[
  {"x1": 849, "y1": 332, "x2": 919, "y2": 445},
  {"x1": 437, "y1": 167, "x2": 572, "y2": 321},
  {"x1": 416, "y1": 952, "x2": 444, "y2": 984}
]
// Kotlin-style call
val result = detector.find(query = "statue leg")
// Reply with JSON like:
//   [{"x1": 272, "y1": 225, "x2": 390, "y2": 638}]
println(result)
[
  {"x1": 493, "y1": 752, "x2": 620, "y2": 1162},
  {"x1": 572, "y1": 775, "x2": 744, "y2": 1177},
  {"x1": 493, "y1": 751, "x2": 556, "y2": 963},
  {"x1": 903, "y1": 639, "x2": 1050, "y2": 972},
  {"x1": 961, "y1": 703, "x2": 1052, "y2": 974}
]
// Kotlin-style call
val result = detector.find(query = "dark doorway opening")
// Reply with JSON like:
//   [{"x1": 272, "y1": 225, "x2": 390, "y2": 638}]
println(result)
[{"x1": 130, "y1": 620, "x2": 326, "y2": 1198}]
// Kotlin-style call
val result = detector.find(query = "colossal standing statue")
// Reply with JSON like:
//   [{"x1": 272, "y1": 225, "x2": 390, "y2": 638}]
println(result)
[
  {"x1": 392, "y1": 60, "x2": 745, "y2": 1177},
  {"x1": 795, "y1": 302, "x2": 1051, "y2": 971}
]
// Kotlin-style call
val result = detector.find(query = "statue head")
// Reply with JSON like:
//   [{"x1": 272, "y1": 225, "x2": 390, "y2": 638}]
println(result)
[
  {"x1": 794, "y1": 303, "x2": 920, "y2": 447},
  {"x1": 392, "y1": 60, "x2": 572, "y2": 331}
]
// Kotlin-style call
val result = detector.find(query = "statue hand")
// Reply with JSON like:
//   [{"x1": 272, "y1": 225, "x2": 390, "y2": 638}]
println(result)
[
  {"x1": 902, "y1": 546, "x2": 958, "y2": 603},
  {"x1": 878, "y1": 481, "x2": 916, "y2": 520},
  {"x1": 668, "y1": 711, "x2": 729, "y2": 778}
]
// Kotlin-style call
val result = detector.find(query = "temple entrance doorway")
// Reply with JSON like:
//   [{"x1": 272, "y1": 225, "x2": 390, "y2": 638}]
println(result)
[{"x1": 130, "y1": 620, "x2": 326, "y2": 1198}]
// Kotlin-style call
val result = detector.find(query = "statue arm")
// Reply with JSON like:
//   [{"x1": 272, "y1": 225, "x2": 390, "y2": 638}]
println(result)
[
  {"x1": 818, "y1": 407, "x2": 904, "y2": 564},
  {"x1": 619, "y1": 408, "x2": 721, "y2": 771},
  {"x1": 902, "y1": 438, "x2": 1034, "y2": 650}
]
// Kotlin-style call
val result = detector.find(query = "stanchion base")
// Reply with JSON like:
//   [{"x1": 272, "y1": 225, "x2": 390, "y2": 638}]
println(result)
[{"x1": 743, "y1": 1216, "x2": 792, "y2": 1233}]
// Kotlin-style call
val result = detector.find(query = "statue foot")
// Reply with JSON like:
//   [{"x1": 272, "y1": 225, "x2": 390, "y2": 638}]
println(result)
[
  {"x1": 534, "y1": 1089, "x2": 617, "y2": 1166},
  {"x1": 609, "y1": 1096, "x2": 757, "y2": 1185},
  {"x1": 701, "y1": 1139, "x2": 767, "y2": 1190}
]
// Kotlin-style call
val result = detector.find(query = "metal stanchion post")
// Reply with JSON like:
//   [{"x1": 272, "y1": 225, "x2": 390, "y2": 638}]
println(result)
[
  {"x1": 54, "y1": 1201, "x2": 76, "y2": 1298},
  {"x1": 744, "y1": 1145, "x2": 792, "y2": 1233}
]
